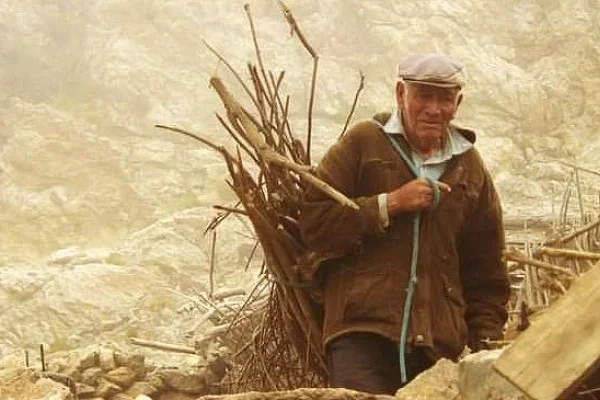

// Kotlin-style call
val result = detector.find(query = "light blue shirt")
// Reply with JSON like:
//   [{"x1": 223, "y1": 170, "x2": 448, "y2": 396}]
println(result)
[
  {"x1": 378, "y1": 111, "x2": 473, "y2": 180},
  {"x1": 374, "y1": 111, "x2": 473, "y2": 226}
]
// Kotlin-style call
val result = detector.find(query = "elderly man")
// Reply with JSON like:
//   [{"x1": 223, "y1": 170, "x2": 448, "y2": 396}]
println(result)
[{"x1": 299, "y1": 53, "x2": 510, "y2": 394}]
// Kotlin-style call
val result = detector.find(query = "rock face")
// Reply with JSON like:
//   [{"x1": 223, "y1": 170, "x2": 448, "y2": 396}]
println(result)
[{"x1": 1, "y1": 0, "x2": 600, "y2": 384}]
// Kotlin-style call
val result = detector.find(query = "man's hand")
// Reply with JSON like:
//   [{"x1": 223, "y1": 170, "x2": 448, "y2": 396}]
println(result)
[{"x1": 387, "y1": 179, "x2": 451, "y2": 216}]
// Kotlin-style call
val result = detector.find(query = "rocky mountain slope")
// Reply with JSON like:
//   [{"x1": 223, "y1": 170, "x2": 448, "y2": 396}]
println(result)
[{"x1": 0, "y1": 0, "x2": 599, "y2": 366}]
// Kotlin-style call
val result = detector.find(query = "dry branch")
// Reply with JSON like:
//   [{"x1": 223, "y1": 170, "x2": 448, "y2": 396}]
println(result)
[
  {"x1": 539, "y1": 247, "x2": 600, "y2": 261},
  {"x1": 130, "y1": 338, "x2": 197, "y2": 355},
  {"x1": 277, "y1": 0, "x2": 318, "y2": 164},
  {"x1": 558, "y1": 160, "x2": 600, "y2": 178},
  {"x1": 505, "y1": 250, "x2": 577, "y2": 277},
  {"x1": 340, "y1": 71, "x2": 365, "y2": 138},
  {"x1": 547, "y1": 218, "x2": 600, "y2": 245},
  {"x1": 209, "y1": 76, "x2": 358, "y2": 210}
]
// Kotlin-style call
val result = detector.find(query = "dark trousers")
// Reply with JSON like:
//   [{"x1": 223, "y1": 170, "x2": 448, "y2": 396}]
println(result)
[{"x1": 326, "y1": 332, "x2": 435, "y2": 395}]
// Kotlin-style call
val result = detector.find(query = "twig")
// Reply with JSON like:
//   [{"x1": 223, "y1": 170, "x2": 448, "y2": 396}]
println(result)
[
  {"x1": 505, "y1": 251, "x2": 577, "y2": 277},
  {"x1": 202, "y1": 39, "x2": 261, "y2": 112},
  {"x1": 156, "y1": 124, "x2": 226, "y2": 155},
  {"x1": 243, "y1": 241, "x2": 260, "y2": 272},
  {"x1": 213, "y1": 205, "x2": 248, "y2": 216},
  {"x1": 130, "y1": 337, "x2": 197, "y2": 355},
  {"x1": 558, "y1": 160, "x2": 600, "y2": 178},
  {"x1": 224, "y1": 275, "x2": 269, "y2": 338},
  {"x1": 578, "y1": 386, "x2": 600, "y2": 396},
  {"x1": 481, "y1": 338, "x2": 514, "y2": 346},
  {"x1": 277, "y1": 0, "x2": 318, "y2": 164},
  {"x1": 215, "y1": 113, "x2": 260, "y2": 165},
  {"x1": 339, "y1": 71, "x2": 365, "y2": 138},
  {"x1": 574, "y1": 163, "x2": 585, "y2": 222},
  {"x1": 212, "y1": 287, "x2": 247, "y2": 300},
  {"x1": 244, "y1": 4, "x2": 274, "y2": 100},
  {"x1": 559, "y1": 176, "x2": 573, "y2": 229},
  {"x1": 185, "y1": 309, "x2": 217, "y2": 336},
  {"x1": 539, "y1": 247, "x2": 600, "y2": 260},
  {"x1": 209, "y1": 230, "x2": 217, "y2": 298},
  {"x1": 210, "y1": 76, "x2": 358, "y2": 209},
  {"x1": 547, "y1": 218, "x2": 600, "y2": 245}
]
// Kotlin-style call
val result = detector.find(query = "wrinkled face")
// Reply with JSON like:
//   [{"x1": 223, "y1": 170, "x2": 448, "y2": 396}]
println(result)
[{"x1": 396, "y1": 82, "x2": 462, "y2": 155}]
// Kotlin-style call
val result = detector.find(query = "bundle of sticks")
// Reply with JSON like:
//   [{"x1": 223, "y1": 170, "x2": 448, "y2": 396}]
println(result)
[{"x1": 157, "y1": 1, "x2": 363, "y2": 392}]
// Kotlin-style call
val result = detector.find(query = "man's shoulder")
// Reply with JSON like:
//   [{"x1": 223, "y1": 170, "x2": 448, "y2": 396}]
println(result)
[
  {"x1": 341, "y1": 118, "x2": 384, "y2": 142},
  {"x1": 451, "y1": 124, "x2": 477, "y2": 144}
]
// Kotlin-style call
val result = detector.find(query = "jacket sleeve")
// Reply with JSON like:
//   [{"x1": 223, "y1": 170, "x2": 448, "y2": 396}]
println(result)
[
  {"x1": 460, "y1": 163, "x2": 510, "y2": 351},
  {"x1": 299, "y1": 124, "x2": 386, "y2": 265}
]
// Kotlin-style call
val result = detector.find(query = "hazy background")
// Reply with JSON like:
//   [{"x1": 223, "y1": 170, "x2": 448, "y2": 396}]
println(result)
[{"x1": 0, "y1": 0, "x2": 599, "y2": 359}]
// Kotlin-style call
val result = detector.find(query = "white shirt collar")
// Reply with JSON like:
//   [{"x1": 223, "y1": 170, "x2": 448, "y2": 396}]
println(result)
[{"x1": 379, "y1": 111, "x2": 472, "y2": 165}]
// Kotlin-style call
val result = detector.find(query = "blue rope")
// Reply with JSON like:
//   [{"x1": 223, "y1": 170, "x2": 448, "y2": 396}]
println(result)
[{"x1": 384, "y1": 133, "x2": 439, "y2": 383}]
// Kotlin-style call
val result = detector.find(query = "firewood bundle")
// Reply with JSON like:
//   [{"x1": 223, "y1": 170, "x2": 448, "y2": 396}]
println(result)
[{"x1": 158, "y1": 1, "x2": 362, "y2": 392}]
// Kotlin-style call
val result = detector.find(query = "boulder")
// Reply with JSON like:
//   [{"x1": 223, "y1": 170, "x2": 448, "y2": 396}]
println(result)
[
  {"x1": 159, "y1": 368, "x2": 207, "y2": 395},
  {"x1": 104, "y1": 366, "x2": 137, "y2": 389},
  {"x1": 459, "y1": 350, "x2": 526, "y2": 400},
  {"x1": 395, "y1": 358, "x2": 459, "y2": 400}
]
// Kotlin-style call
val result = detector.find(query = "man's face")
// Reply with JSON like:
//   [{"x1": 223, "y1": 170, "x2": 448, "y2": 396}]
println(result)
[{"x1": 396, "y1": 82, "x2": 461, "y2": 154}]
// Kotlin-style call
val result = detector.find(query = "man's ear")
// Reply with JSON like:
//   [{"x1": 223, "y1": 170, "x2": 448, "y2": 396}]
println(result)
[
  {"x1": 452, "y1": 92, "x2": 463, "y2": 118},
  {"x1": 395, "y1": 82, "x2": 405, "y2": 109}
]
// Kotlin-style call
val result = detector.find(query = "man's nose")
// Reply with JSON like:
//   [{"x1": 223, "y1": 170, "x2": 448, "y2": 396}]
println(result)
[{"x1": 424, "y1": 97, "x2": 442, "y2": 114}]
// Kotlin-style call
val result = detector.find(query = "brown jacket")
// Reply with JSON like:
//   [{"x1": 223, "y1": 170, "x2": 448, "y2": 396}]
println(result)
[{"x1": 299, "y1": 115, "x2": 509, "y2": 360}]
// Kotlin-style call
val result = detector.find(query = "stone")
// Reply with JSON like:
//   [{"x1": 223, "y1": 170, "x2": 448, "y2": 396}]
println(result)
[
  {"x1": 145, "y1": 373, "x2": 168, "y2": 391},
  {"x1": 159, "y1": 368, "x2": 207, "y2": 395},
  {"x1": 395, "y1": 358, "x2": 459, "y2": 400},
  {"x1": 124, "y1": 381, "x2": 160, "y2": 398},
  {"x1": 0, "y1": 370, "x2": 72, "y2": 400},
  {"x1": 99, "y1": 349, "x2": 117, "y2": 371},
  {"x1": 105, "y1": 366, "x2": 137, "y2": 389},
  {"x1": 81, "y1": 367, "x2": 103, "y2": 386},
  {"x1": 157, "y1": 392, "x2": 198, "y2": 400},
  {"x1": 33, "y1": 377, "x2": 74, "y2": 400},
  {"x1": 115, "y1": 352, "x2": 146, "y2": 378},
  {"x1": 197, "y1": 388, "x2": 394, "y2": 399},
  {"x1": 75, "y1": 382, "x2": 96, "y2": 397},
  {"x1": 111, "y1": 394, "x2": 136, "y2": 400},
  {"x1": 79, "y1": 350, "x2": 99, "y2": 371},
  {"x1": 95, "y1": 377, "x2": 123, "y2": 398},
  {"x1": 459, "y1": 350, "x2": 527, "y2": 400},
  {"x1": 61, "y1": 366, "x2": 83, "y2": 383}
]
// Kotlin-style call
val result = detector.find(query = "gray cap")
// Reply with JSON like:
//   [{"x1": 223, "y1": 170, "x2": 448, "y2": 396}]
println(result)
[{"x1": 397, "y1": 53, "x2": 464, "y2": 88}]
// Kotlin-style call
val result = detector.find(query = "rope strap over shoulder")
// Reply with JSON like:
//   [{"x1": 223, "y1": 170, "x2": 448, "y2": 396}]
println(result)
[{"x1": 425, "y1": 177, "x2": 441, "y2": 209}]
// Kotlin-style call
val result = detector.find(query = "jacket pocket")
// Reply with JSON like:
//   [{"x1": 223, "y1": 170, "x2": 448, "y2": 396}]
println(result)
[
  {"x1": 343, "y1": 262, "x2": 396, "y2": 324},
  {"x1": 438, "y1": 274, "x2": 468, "y2": 353},
  {"x1": 358, "y1": 158, "x2": 402, "y2": 195},
  {"x1": 435, "y1": 181, "x2": 478, "y2": 237}
]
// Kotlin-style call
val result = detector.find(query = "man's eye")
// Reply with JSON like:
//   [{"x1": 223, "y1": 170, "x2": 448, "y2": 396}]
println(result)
[{"x1": 416, "y1": 92, "x2": 430, "y2": 101}]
